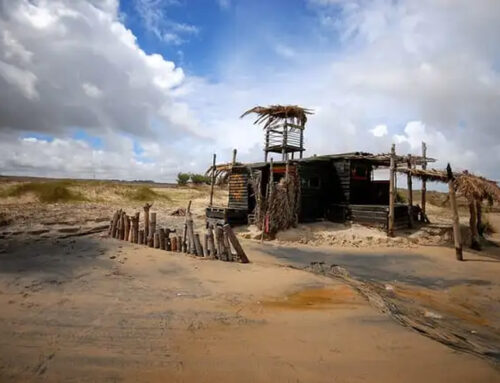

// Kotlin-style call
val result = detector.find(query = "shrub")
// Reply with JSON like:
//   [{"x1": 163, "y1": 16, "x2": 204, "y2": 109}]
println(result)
[
  {"x1": 124, "y1": 186, "x2": 170, "y2": 201},
  {"x1": 177, "y1": 172, "x2": 190, "y2": 186},
  {"x1": 1, "y1": 181, "x2": 85, "y2": 203},
  {"x1": 190, "y1": 173, "x2": 210, "y2": 185}
]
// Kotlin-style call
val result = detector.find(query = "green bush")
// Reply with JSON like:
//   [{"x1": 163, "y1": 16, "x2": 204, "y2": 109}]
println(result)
[
  {"x1": 177, "y1": 172, "x2": 190, "y2": 186},
  {"x1": 1, "y1": 181, "x2": 85, "y2": 203},
  {"x1": 190, "y1": 173, "x2": 210, "y2": 185}
]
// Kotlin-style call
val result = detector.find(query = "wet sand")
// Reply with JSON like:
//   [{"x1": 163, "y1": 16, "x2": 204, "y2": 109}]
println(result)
[{"x1": 0, "y1": 235, "x2": 498, "y2": 382}]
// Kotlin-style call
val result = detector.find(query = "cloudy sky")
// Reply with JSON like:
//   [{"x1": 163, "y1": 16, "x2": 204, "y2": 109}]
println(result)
[{"x1": 0, "y1": 0, "x2": 499, "y2": 182}]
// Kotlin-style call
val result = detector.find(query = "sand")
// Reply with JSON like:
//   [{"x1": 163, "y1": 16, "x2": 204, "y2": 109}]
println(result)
[{"x1": 0, "y1": 234, "x2": 498, "y2": 382}]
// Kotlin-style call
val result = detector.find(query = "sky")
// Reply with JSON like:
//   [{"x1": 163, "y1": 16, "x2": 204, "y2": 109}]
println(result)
[{"x1": 0, "y1": 0, "x2": 499, "y2": 183}]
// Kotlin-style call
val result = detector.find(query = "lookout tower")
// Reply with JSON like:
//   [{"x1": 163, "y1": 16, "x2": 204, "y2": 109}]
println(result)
[{"x1": 241, "y1": 105, "x2": 313, "y2": 162}]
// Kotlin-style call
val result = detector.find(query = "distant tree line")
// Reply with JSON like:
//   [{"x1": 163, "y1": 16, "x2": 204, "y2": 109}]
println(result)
[{"x1": 177, "y1": 172, "x2": 210, "y2": 186}]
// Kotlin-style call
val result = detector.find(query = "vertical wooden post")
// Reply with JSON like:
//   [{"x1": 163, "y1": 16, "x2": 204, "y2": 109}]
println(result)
[
  {"x1": 143, "y1": 203, "x2": 152, "y2": 239},
  {"x1": 171, "y1": 236, "x2": 177, "y2": 252},
  {"x1": 159, "y1": 228, "x2": 166, "y2": 250},
  {"x1": 222, "y1": 230, "x2": 231, "y2": 261},
  {"x1": 407, "y1": 155, "x2": 413, "y2": 228},
  {"x1": 469, "y1": 200, "x2": 481, "y2": 250},
  {"x1": 209, "y1": 154, "x2": 216, "y2": 206},
  {"x1": 215, "y1": 226, "x2": 223, "y2": 259},
  {"x1": 194, "y1": 233, "x2": 203, "y2": 257},
  {"x1": 186, "y1": 218, "x2": 195, "y2": 254},
  {"x1": 421, "y1": 142, "x2": 427, "y2": 220},
  {"x1": 138, "y1": 229, "x2": 144, "y2": 245},
  {"x1": 299, "y1": 129, "x2": 304, "y2": 159},
  {"x1": 124, "y1": 215, "x2": 130, "y2": 241},
  {"x1": 177, "y1": 235, "x2": 182, "y2": 252},
  {"x1": 207, "y1": 225, "x2": 215, "y2": 258},
  {"x1": 133, "y1": 212, "x2": 139, "y2": 243},
  {"x1": 110, "y1": 210, "x2": 119, "y2": 238},
  {"x1": 476, "y1": 200, "x2": 483, "y2": 237},
  {"x1": 388, "y1": 144, "x2": 396, "y2": 237},
  {"x1": 447, "y1": 164, "x2": 463, "y2": 261},
  {"x1": 282, "y1": 121, "x2": 287, "y2": 161},
  {"x1": 265, "y1": 130, "x2": 269, "y2": 162},
  {"x1": 203, "y1": 233, "x2": 209, "y2": 257},
  {"x1": 153, "y1": 232, "x2": 160, "y2": 249},
  {"x1": 232, "y1": 149, "x2": 237, "y2": 165}
]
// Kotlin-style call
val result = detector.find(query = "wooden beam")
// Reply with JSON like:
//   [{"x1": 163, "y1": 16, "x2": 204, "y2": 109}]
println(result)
[
  {"x1": 447, "y1": 163, "x2": 463, "y2": 261},
  {"x1": 223, "y1": 224, "x2": 249, "y2": 263},
  {"x1": 232, "y1": 149, "x2": 237, "y2": 165},
  {"x1": 143, "y1": 203, "x2": 152, "y2": 239},
  {"x1": 469, "y1": 200, "x2": 481, "y2": 250},
  {"x1": 388, "y1": 144, "x2": 396, "y2": 237}
]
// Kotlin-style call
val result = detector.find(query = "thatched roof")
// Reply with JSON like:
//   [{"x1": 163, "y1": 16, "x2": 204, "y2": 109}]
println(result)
[
  {"x1": 397, "y1": 168, "x2": 500, "y2": 203},
  {"x1": 240, "y1": 105, "x2": 313, "y2": 129}
]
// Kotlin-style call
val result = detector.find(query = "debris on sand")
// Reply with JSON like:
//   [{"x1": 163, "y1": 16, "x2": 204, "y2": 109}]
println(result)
[{"x1": 170, "y1": 207, "x2": 186, "y2": 216}]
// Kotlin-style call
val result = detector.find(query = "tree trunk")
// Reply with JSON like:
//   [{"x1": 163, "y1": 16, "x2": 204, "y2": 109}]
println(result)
[{"x1": 469, "y1": 200, "x2": 481, "y2": 250}]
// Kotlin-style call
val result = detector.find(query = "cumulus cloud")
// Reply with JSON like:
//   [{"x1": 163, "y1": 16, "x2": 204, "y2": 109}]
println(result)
[{"x1": 370, "y1": 124, "x2": 388, "y2": 137}]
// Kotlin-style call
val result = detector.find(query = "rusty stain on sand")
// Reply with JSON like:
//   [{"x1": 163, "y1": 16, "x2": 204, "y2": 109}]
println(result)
[{"x1": 260, "y1": 285, "x2": 363, "y2": 311}]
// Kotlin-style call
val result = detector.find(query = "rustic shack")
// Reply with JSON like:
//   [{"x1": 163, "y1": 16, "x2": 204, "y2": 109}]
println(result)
[{"x1": 206, "y1": 105, "x2": 435, "y2": 234}]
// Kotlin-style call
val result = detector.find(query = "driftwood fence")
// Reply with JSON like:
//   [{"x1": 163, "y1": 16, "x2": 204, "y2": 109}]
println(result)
[{"x1": 107, "y1": 202, "x2": 249, "y2": 263}]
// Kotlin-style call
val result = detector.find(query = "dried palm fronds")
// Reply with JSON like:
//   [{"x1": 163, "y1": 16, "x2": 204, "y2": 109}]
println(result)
[{"x1": 240, "y1": 105, "x2": 313, "y2": 129}]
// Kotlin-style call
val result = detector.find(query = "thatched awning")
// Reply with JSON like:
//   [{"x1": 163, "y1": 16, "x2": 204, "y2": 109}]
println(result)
[
  {"x1": 240, "y1": 105, "x2": 313, "y2": 129},
  {"x1": 397, "y1": 168, "x2": 500, "y2": 202}
]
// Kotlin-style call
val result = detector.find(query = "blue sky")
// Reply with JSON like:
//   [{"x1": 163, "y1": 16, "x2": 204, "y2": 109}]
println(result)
[{"x1": 1, "y1": 0, "x2": 499, "y2": 181}]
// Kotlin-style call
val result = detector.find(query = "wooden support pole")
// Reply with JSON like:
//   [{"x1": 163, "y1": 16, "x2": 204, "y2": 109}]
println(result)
[
  {"x1": 124, "y1": 215, "x2": 130, "y2": 241},
  {"x1": 469, "y1": 200, "x2": 481, "y2": 250},
  {"x1": 223, "y1": 224, "x2": 249, "y2": 263},
  {"x1": 121, "y1": 212, "x2": 127, "y2": 240},
  {"x1": 133, "y1": 212, "x2": 139, "y2": 243},
  {"x1": 171, "y1": 236, "x2": 177, "y2": 252},
  {"x1": 209, "y1": 154, "x2": 216, "y2": 206},
  {"x1": 388, "y1": 144, "x2": 396, "y2": 237},
  {"x1": 207, "y1": 226, "x2": 215, "y2": 258},
  {"x1": 447, "y1": 163, "x2": 463, "y2": 261},
  {"x1": 159, "y1": 228, "x2": 166, "y2": 250},
  {"x1": 186, "y1": 218, "x2": 195, "y2": 254},
  {"x1": 203, "y1": 233, "x2": 209, "y2": 257},
  {"x1": 421, "y1": 142, "x2": 427, "y2": 220},
  {"x1": 194, "y1": 233, "x2": 203, "y2": 257},
  {"x1": 215, "y1": 226, "x2": 223, "y2": 259},
  {"x1": 177, "y1": 235, "x2": 182, "y2": 252},
  {"x1": 165, "y1": 229, "x2": 172, "y2": 251},
  {"x1": 138, "y1": 229, "x2": 144, "y2": 245},
  {"x1": 282, "y1": 121, "x2": 287, "y2": 161},
  {"x1": 109, "y1": 210, "x2": 119, "y2": 237},
  {"x1": 232, "y1": 149, "x2": 237, "y2": 165},
  {"x1": 476, "y1": 200, "x2": 483, "y2": 237},
  {"x1": 143, "y1": 203, "x2": 152, "y2": 239},
  {"x1": 222, "y1": 230, "x2": 231, "y2": 261},
  {"x1": 407, "y1": 155, "x2": 413, "y2": 228},
  {"x1": 299, "y1": 129, "x2": 304, "y2": 159}
]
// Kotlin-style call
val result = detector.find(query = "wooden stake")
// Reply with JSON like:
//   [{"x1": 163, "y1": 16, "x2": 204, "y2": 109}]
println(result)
[
  {"x1": 159, "y1": 228, "x2": 166, "y2": 250},
  {"x1": 109, "y1": 210, "x2": 120, "y2": 237},
  {"x1": 388, "y1": 144, "x2": 396, "y2": 237},
  {"x1": 203, "y1": 233, "x2": 209, "y2": 257},
  {"x1": 194, "y1": 233, "x2": 203, "y2": 257},
  {"x1": 143, "y1": 203, "x2": 152, "y2": 239},
  {"x1": 476, "y1": 200, "x2": 483, "y2": 237},
  {"x1": 469, "y1": 200, "x2": 481, "y2": 250},
  {"x1": 154, "y1": 232, "x2": 160, "y2": 249},
  {"x1": 171, "y1": 236, "x2": 177, "y2": 252},
  {"x1": 223, "y1": 224, "x2": 249, "y2": 263},
  {"x1": 132, "y1": 212, "x2": 139, "y2": 243},
  {"x1": 138, "y1": 229, "x2": 144, "y2": 245},
  {"x1": 215, "y1": 226, "x2": 223, "y2": 259},
  {"x1": 210, "y1": 154, "x2": 216, "y2": 206},
  {"x1": 149, "y1": 212, "x2": 156, "y2": 244},
  {"x1": 407, "y1": 155, "x2": 413, "y2": 228},
  {"x1": 421, "y1": 142, "x2": 427, "y2": 220},
  {"x1": 186, "y1": 218, "x2": 195, "y2": 254},
  {"x1": 207, "y1": 225, "x2": 215, "y2": 258},
  {"x1": 124, "y1": 215, "x2": 130, "y2": 241},
  {"x1": 447, "y1": 163, "x2": 463, "y2": 261},
  {"x1": 177, "y1": 235, "x2": 183, "y2": 252},
  {"x1": 222, "y1": 230, "x2": 231, "y2": 261}
]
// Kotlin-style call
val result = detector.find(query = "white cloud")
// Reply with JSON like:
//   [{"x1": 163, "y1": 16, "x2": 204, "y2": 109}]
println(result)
[
  {"x1": 82, "y1": 82, "x2": 102, "y2": 98},
  {"x1": 370, "y1": 124, "x2": 388, "y2": 137}
]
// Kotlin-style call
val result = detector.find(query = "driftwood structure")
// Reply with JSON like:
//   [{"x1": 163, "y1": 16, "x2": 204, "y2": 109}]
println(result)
[
  {"x1": 241, "y1": 105, "x2": 313, "y2": 161},
  {"x1": 108, "y1": 202, "x2": 249, "y2": 264}
]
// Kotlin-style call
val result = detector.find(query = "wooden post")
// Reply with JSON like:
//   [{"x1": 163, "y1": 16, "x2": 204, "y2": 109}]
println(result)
[
  {"x1": 265, "y1": 130, "x2": 269, "y2": 162},
  {"x1": 421, "y1": 142, "x2": 427, "y2": 220},
  {"x1": 447, "y1": 163, "x2": 463, "y2": 261},
  {"x1": 119, "y1": 212, "x2": 125, "y2": 240},
  {"x1": 109, "y1": 210, "x2": 120, "y2": 237},
  {"x1": 469, "y1": 200, "x2": 481, "y2": 250},
  {"x1": 194, "y1": 233, "x2": 203, "y2": 257},
  {"x1": 177, "y1": 235, "x2": 182, "y2": 252},
  {"x1": 207, "y1": 226, "x2": 215, "y2": 258},
  {"x1": 299, "y1": 129, "x2": 303, "y2": 159},
  {"x1": 165, "y1": 229, "x2": 172, "y2": 251},
  {"x1": 282, "y1": 121, "x2": 287, "y2": 161},
  {"x1": 407, "y1": 155, "x2": 413, "y2": 228},
  {"x1": 124, "y1": 215, "x2": 130, "y2": 241},
  {"x1": 186, "y1": 218, "x2": 195, "y2": 254},
  {"x1": 149, "y1": 212, "x2": 156, "y2": 243},
  {"x1": 203, "y1": 233, "x2": 209, "y2": 257},
  {"x1": 138, "y1": 229, "x2": 144, "y2": 245},
  {"x1": 153, "y1": 232, "x2": 160, "y2": 249},
  {"x1": 159, "y1": 228, "x2": 166, "y2": 250},
  {"x1": 133, "y1": 212, "x2": 139, "y2": 243},
  {"x1": 171, "y1": 236, "x2": 177, "y2": 252},
  {"x1": 388, "y1": 144, "x2": 396, "y2": 237},
  {"x1": 222, "y1": 230, "x2": 231, "y2": 261},
  {"x1": 232, "y1": 149, "x2": 237, "y2": 165},
  {"x1": 182, "y1": 200, "x2": 192, "y2": 250},
  {"x1": 143, "y1": 203, "x2": 152, "y2": 239},
  {"x1": 476, "y1": 200, "x2": 483, "y2": 237},
  {"x1": 210, "y1": 154, "x2": 217, "y2": 206},
  {"x1": 215, "y1": 226, "x2": 223, "y2": 259},
  {"x1": 223, "y1": 224, "x2": 249, "y2": 263}
]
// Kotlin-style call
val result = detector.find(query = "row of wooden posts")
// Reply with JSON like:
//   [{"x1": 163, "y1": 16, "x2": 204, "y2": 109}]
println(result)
[{"x1": 108, "y1": 202, "x2": 249, "y2": 263}]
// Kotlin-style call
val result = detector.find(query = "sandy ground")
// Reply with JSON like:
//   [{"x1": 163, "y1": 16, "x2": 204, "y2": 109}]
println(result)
[
  {"x1": 0, "y1": 181, "x2": 499, "y2": 381},
  {"x1": 0, "y1": 233, "x2": 499, "y2": 382}
]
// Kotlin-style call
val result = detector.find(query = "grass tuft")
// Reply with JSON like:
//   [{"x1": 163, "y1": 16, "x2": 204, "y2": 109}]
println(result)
[
  {"x1": 0, "y1": 181, "x2": 86, "y2": 203},
  {"x1": 123, "y1": 186, "x2": 171, "y2": 202}
]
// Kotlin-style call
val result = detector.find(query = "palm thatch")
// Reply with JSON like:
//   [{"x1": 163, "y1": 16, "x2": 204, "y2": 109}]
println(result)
[
  {"x1": 240, "y1": 105, "x2": 313, "y2": 129},
  {"x1": 397, "y1": 168, "x2": 500, "y2": 203}
]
